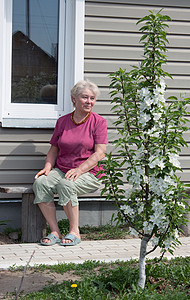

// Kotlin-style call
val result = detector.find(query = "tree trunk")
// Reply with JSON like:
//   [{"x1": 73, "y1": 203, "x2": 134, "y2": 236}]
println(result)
[{"x1": 138, "y1": 235, "x2": 149, "y2": 289}]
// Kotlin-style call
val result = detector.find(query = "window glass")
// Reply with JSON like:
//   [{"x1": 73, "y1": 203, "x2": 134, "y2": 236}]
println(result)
[{"x1": 11, "y1": 0, "x2": 59, "y2": 104}]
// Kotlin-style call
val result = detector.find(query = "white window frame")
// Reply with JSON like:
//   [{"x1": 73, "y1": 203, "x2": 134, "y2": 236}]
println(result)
[{"x1": 0, "y1": 0, "x2": 84, "y2": 128}]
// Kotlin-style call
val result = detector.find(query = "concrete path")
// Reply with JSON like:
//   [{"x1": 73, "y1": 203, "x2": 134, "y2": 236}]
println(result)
[{"x1": 0, "y1": 237, "x2": 190, "y2": 270}]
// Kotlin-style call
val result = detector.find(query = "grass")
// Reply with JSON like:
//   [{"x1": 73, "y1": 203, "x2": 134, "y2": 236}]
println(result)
[
  {"x1": 47, "y1": 219, "x2": 130, "y2": 240},
  {"x1": 1, "y1": 218, "x2": 130, "y2": 243},
  {"x1": 6, "y1": 257, "x2": 190, "y2": 299}
]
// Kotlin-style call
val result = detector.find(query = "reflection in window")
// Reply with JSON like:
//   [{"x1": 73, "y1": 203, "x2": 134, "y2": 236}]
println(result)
[{"x1": 11, "y1": 0, "x2": 59, "y2": 104}]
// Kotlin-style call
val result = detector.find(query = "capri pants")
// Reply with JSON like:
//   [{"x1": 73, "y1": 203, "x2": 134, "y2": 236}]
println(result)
[{"x1": 33, "y1": 168, "x2": 101, "y2": 207}]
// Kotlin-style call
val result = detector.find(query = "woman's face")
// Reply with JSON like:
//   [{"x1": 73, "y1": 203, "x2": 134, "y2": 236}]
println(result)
[{"x1": 72, "y1": 88, "x2": 96, "y2": 115}]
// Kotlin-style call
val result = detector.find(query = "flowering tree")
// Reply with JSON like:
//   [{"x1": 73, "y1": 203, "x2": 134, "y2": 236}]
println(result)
[{"x1": 100, "y1": 10, "x2": 190, "y2": 289}]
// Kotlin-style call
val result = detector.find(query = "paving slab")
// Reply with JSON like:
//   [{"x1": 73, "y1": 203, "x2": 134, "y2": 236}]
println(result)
[{"x1": 0, "y1": 237, "x2": 189, "y2": 270}]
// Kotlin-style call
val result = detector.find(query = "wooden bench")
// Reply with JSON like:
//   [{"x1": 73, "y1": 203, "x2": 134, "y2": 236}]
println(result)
[{"x1": 0, "y1": 185, "x2": 107, "y2": 243}]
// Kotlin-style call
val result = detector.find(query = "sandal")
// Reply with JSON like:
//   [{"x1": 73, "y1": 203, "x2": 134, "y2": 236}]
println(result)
[
  {"x1": 40, "y1": 233, "x2": 61, "y2": 246},
  {"x1": 60, "y1": 233, "x2": 81, "y2": 246}
]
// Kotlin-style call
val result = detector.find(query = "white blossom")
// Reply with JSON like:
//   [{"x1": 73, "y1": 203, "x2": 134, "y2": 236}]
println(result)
[
  {"x1": 136, "y1": 197, "x2": 142, "y2": 203},
  {"x1": 174, "y1": 229, "x2": 179, "y2": 239},
  {"x1": 137, "y1": 202, "x2": 144, "y2": 213},
  {"x1": 143, "y1": 221, "x2": 154, "y2": 234},
  {"x1": 160, "y1": 78, "x2": 166, "y2": 90},
  {"x1": 178, "y1": 202, "x2": 186, "y2": 216},
  {"x1": 127, "y1": 166, "x2": 144, "y2": 188},
  {"x1": 140, "y1": 96, "x2": 154, "y2": 112},
  {"x1": 149, "y1": 156, "x2": 165, "y2": 170},
  {"x1": 139, "y1": 87, "x2": 150, "y2": 99},
  {"x1": 135, "y1": 146, "x2": 145, "y2": 159},
  {"x1": 143, "y1": 175, "x2": 149, "y2": 184},
  {"x1": 120, "y1": 205, "x2": 135, "y2": 217},
  {"x1": 155, "y1": 93, "x2": 166, "y2": 105},
  {"x1": 168, "y1": 153, "x2": 181, "y2": 168},
  {"x1": 146, "y1": 126, "x2": 160, "y2": 137},
  {"x1": 125, "y1": 189, "x2": 133, "y2": 199},
  {"x1": 128, "y1": 227, "x2": 139, "y2": 237},
  {"x1": 178, "y1": 202, "x2": 186, "y2": 210},
  {"x1": 125, "y1": 188, "x2": 141, "y2": 200},
  {"x1": 149, "y1": 175, "x2": 175, "y2": 196},
  {"x1": 158, "y1": 160, "x2": 165, "y2": 170},
  {"x1": 154, "y1": 90, "x2": 166, "y2": 108},
  {"x1": 151, "y1": 236, "x2": 159, "y2": 246},
  {"x1": 149, "y1": 209, "x2": 169, "y2": 229},
  {"x1": 141, "y1": 199, "x2": 170, "y2": 235},
  {"x1": 154, "y1": 78, "x2": 166, "y2": 96},
  {"x1": 152, "y1": 112, "x2": 162, "y2": 121},
  {"x1": 164, "y1": 175, "x2": 175, "y2": 185},
  {"x1": 163, "y1": 230, "x2": 178, "y2": 249},
  {"x1": 139, "y1": 112, "x2": 151, "y2": 127},
  {"x1": 149, "y1": 156, "x2": 160, "y2": 168}
]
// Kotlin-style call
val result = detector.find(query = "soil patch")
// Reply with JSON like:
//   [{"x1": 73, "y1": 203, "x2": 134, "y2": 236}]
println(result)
[
  {"x1": 0, "y1": 269, "x2": 81, "y2": 299},
  {"x1": 0, "y1": 233, "x2": 15, "y2": 245}
]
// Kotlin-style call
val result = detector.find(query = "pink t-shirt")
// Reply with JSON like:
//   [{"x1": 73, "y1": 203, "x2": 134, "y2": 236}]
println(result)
[{"x1": 50, "y1": 111, "x2": 108, "y2": 178}]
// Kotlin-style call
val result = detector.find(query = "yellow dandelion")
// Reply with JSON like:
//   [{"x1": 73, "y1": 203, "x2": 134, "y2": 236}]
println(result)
[{"x1": 71, "y1": 283, "x2": 77, "y2": 288}]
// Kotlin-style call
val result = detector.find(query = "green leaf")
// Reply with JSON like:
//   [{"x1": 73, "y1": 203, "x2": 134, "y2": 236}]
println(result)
[
  {"x1": 167, "y1": 96, "x2": 178, "y2": 101},
  {"x1": 140, "y1": 34, "x2": 148, "y2": 42},
  {"x1": 136, "y1": 15, "x2": 151, "y2": 25}
]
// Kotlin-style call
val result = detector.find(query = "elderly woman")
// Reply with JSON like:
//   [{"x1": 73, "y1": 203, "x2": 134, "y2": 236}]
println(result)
[{"x1": 33, "y1": 80, "x2": 108, "y2": 246}]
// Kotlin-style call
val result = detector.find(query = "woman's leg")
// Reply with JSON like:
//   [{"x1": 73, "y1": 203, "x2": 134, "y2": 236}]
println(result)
[
  {"x1": 62, "y1": 201, "x2": 80, "y2": 244},
  {"x1": 38, "y1": 202, "x2": 62, "y2": 243},
  {"x1": 33, "y1": 169, "x2": 65, "y2": 244},
  {"x1": 57, "y1": 172, "x2": 100, "y2": 244}
]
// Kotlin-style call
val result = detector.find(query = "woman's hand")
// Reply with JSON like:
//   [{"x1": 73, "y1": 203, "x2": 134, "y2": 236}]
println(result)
[
  {"x1": 65, "y1": 168, "x2": 83, "y2": 181},
  {"x1": 35, "y1": 145, "x2": 58, "y2": 180},
  {"x1": 65, "y1": 144, "x2": 107, "y2": 181},
  {"x1": 35, "y1": 167, "x2": 51, "y2": 179}
]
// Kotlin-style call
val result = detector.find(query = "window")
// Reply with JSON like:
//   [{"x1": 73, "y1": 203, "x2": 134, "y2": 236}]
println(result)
[
  {"x1": 0, "y1": 0, "x2": 84, "y2": 127},
  {"x1": 12, "y1": 0, "x2": 59, "y2": 105}
]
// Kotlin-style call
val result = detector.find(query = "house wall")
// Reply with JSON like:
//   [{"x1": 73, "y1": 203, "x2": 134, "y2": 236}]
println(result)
[
  {"x1": 85, "y1": 0, "x2": 190, "y2": 183},
  {"x1": 0, "y1": 0, "x2": 190, "y2": 228}
]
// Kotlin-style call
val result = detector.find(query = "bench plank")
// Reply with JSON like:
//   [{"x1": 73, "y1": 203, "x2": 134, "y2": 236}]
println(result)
[
  {"x1": 0, "y1": 185, "x2": 102, "y2": 197},
  {"x1": 0, "y1": 185, "x2": 33, "y2": 194},
  {"x1": 0, "y1": 183, "x2": 131, "y2": 195}
]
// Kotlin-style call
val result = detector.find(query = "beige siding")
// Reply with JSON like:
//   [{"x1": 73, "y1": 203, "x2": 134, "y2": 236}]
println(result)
[
  {"x1": 85, "y1": 0, "x2": 190, "y2": 101},
  {"x1": 0, "y1": 128, "x2": 51, "y2": 195},
  {"x1": 1, "y1": 0, "x2": 190, "y2": 197},
  {"x1": 85, "y1": 0, "x2": 190, "y2": 183}
]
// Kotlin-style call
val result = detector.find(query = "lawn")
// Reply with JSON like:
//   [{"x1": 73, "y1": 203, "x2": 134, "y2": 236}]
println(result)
[{"x1": 5, "y1": 256, "x2": 190, "y2": 299}]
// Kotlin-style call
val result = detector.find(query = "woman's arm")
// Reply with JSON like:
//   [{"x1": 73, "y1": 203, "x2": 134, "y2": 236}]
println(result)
[
  {"x1": 35, "y1": 145, "x2": 59, "y2": 178},
  {"x1": 65, "y1": 144, "x2": 107, "y2": 181}
]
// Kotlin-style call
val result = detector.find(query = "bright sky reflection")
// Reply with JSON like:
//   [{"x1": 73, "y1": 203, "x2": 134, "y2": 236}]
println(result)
[{"x1": 12, "y1": 0, "x2": 59, "y2": 56}]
